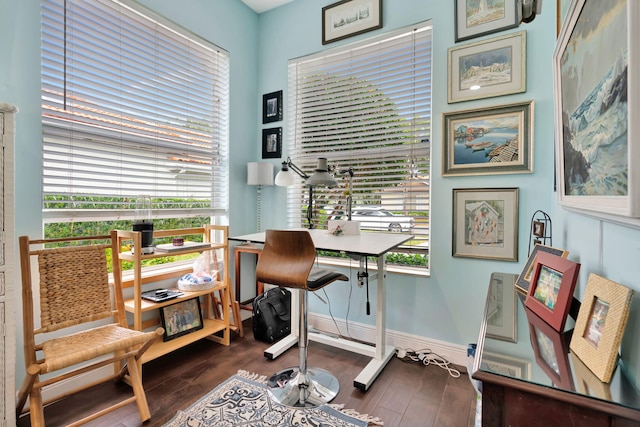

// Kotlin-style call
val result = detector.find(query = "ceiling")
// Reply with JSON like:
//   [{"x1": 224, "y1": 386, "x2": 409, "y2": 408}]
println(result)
[{"x1": 240, "y1": 0, "x2": 295, "y2": 14}]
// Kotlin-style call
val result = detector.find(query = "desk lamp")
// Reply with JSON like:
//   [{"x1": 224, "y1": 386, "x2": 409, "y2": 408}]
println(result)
[
  {"x1": 247, "y1": 162, "x2": 274, "y2": 232},
  {"x1": 275, "y1": 157, "x2": 337, "y2": 228}
]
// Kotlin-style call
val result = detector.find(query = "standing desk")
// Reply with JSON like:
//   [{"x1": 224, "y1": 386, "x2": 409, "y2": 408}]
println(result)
[{"x1": 229, "y1": 228, "x2": 412, "y2": 391}]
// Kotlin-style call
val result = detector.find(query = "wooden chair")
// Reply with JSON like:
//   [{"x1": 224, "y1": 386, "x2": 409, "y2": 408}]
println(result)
[
  {"x1": 16, "y1": 231, "x2": 164, "y2": 426},
  {"x1": 255, "y1": 229, "x2": 348, "y2": 407}
]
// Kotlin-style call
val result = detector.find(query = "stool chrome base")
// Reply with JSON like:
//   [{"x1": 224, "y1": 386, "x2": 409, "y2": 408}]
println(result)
[{"x1": 267, "y1": 367, "x2": 340, "y2": 408}]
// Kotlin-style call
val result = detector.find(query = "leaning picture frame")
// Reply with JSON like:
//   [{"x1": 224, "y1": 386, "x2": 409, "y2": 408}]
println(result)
[
  {"x1": 554, "y1": 0, "x2": 640, "y2": 219},
  {"x1": 570, "y1": 273, "x2": 635, "y2": 383},
  {"x1": 454, "y1": 0, "x2": 518, "y2": 42},
  {"x1": 159, "y1": 298, "x2": 204, "y2": 342},
  {"x1": 262, "y1": 127, "x2": 282, "y2": 159},
  {"x1": 524, "y1": 251, "x2": 580, "y2": 332},
  {"x1": 442, "y1": 101, "x2": 533, "y2": 176},
  {"x1": 262, "y1": 90, "x2": 283, "y2": 124},
  {"x1": 452, "y1": 187, "x2": 519, "y2": 261},
  {"x1": 516, "y1": 244, "x2": 569, "y2": 295},
  {"x1": 448, "y1": 31, "x2": 526, "y2": 103},
  {"x1": 322, "y1": 0, "x2": 382, "y2": 45}
]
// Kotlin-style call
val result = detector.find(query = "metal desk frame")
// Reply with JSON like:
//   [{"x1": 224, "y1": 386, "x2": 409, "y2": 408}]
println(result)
[{"x1": 229, "y1": 228, "x2": 412, "y2": 391}]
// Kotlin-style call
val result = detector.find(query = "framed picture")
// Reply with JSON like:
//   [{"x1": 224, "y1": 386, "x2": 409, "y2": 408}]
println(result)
[
  {"x1": 262, "y1": 90, "x2": 283, "y2": 124},
  {"x1": 262, "y1": 127, "x2": 282, "y2": 159},
  {"x1": 486, "y1": 272, "x2": 517, "y2": 343},
  {"x1": 554, "y1": 0, "x2": 640, "y2": 218},
  {"x1": 570, "y1": 273, "x2": 635, "y2": 383},
  {"x1": 454, "y1": 0, "x2": 518, "y2": 42},
  {"x1": 525, "y1": 305, "x2": 574, "y2": 390},
  {"x1": 481, "y1": 352, "x2": 531, "y2": 381},
  {"x1": 516, "y1": 244, "x2": 569, "y2": 295},
  {"x1": 159, "y1": 298, "x2": 204, "y2": 342},
  {"x1": 442, "y1": 101, "x2": 533, "y2": 176},
  {"x1": 524, "y1": 251, "x2": 580, "y2": 332},
  {"x1": 452, "y1": 187, "x2": 519, "y2": 261},
  {"x1": 322, "y1": 0, "x2": 382, "y2": 45},
  {"x1": 448, "y1": 31, "x2": 526, "y2": 103}
]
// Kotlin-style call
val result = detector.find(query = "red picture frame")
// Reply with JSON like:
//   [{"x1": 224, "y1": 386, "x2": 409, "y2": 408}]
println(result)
[{"x1": 525, "y1": 251, "x2": 580, "y2": 332}]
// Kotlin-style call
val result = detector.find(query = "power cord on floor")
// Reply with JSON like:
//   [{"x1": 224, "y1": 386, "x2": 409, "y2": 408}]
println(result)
[{"x1": 396, "y1": 347, "x2": 461, "y2": 378}]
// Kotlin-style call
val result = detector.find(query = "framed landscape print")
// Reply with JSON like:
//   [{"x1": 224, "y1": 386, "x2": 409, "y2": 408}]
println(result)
[
  {"x1": 442, "y1": 101, "x2": 533, "y2": 176},
  {"x1": 554, "y1": 0, "x2": 640, "y2": 219},
  {"x1": 454, "y1": 0, "x2": 519, "y2": 42},
  {"x1": 452, "y1": 187, "x2": 519, "y2": 261},
  {"x1": 322, "y1": 0, "x2": 382, "y2": 45},
  {"x1": 448, "y1": 31, "x2": 526, "y2": 103},
  {"x1": 262, "y1": 90, "x2": 283, "y2": 124}
]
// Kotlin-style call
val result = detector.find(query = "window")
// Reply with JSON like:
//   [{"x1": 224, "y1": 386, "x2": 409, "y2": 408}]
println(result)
[
  {"x1": 287, "y1": 22, "x2": 432, "y2": 268},
  {"x1": 41, "y1": 0, "x2": 229, "y2": 236}
]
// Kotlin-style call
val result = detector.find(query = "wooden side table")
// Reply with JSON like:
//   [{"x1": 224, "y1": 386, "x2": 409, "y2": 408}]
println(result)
[{"x1": 234, "y1": 244, "x2": 264, "y2": 311}]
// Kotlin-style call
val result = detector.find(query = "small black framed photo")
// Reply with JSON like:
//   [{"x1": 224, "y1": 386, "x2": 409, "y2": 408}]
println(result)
[
  {"x1": 262, "y1": 90, "x2": 283, "y2": 123},
  {"x1": 262, "y1": 127, "x2": 282, "y2": 159},
  {"x1": 159, "y1": 298, "x2": 203, "y2": 341}
]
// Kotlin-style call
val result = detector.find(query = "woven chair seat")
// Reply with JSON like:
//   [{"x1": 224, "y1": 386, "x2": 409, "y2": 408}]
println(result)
[{"x1": 40, "y1": 323, "x2": 158, "y2": 373}]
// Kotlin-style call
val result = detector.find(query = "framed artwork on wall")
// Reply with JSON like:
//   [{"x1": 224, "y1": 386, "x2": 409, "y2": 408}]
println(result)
[
  {"x1": 570, "y1": 274, "x2": 635, "y2": 383},
  {"x1": 452, "y1": 187, "x2": 519, "y2": 261},
  {"x1": 554, "y1": 0, "x2": 640, "y2": 219},
  {"x1": 454, "y1": 0, "x2": 518, "y2": 42},
  {"x1": 159, "y1": 298, "x2": 204, "y2": 342},
  {"x1": 486, "y1": 272, "x2": 517, "y2": 343},
  {"x1": 322, "y1": 0, "x2": 382, "y2": 45},
  {"x1": 262, "y1": 127, "x2": 282, "y2": 159},
  {"x1": 262, "y1": 90, "x2": 283, "y2": 124},
  {"x1": 524, "y1": 251, "x2": 580, "y2": 333},
  {"x1": 442, "y1": 101, "x2": 533, "y2": 176},
  {"x1": 448, "y1": 31, "x2": 526, "y2": 103}
]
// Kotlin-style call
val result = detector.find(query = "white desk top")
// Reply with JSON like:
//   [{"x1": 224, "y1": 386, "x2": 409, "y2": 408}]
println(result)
[{"x1": 229, "y1": 228, "x2": 412, "y2": 257}]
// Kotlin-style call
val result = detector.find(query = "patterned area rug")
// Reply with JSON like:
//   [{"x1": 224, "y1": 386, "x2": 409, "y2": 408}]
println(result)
[{"x1": 163, "y1": 370, "x2": 383, "y2": 427}]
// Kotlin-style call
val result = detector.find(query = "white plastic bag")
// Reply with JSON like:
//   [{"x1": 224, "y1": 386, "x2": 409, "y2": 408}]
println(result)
[{"x1": 177, "y1": 251, "x2": 219, "y2": 291}]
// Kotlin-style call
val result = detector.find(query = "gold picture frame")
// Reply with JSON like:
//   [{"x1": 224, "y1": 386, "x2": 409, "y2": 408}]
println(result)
[{"x1": 570, "y1": 274, "x2": 635, "y2": 383}]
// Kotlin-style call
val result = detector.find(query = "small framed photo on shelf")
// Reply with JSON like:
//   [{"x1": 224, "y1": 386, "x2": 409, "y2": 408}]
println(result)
[
  {"x1": 516, "y1": 244, "x2": 569, "y2": 295},
  {"x1": 570, "y1": 274, "x2": 635, "y2": 383},
  {"x1": 159, "y1": 298, "x2": 204, "y2": 341},
  {"x1": 262, "y1": 90, "x2": 283, "y2": 124},
  {"x1": 454, "y1": 0, "x2": 518, "y2": 42},
  {"x1": 524, "y1": 251, "x2": 580, "y2": 332},
  {"x1": 262, "y1": 127, "x2": 282, "y2": 159},
  {"x1": 322, "y1": 0, "x2": 382, "y2": 45}
]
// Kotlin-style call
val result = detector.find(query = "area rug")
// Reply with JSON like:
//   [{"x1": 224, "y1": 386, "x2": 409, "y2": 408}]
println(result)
[{"x1": 163, "y1": 370, "x2": 383, "y2": 427}]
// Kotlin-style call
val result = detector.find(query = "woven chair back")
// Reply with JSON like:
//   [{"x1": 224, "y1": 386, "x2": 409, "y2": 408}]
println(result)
[{"x1": 37, "y1": 244, "x2": 113, "y2": 333}]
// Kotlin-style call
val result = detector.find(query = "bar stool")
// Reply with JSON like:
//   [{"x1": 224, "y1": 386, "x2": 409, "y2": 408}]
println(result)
[{"x1": 255, "y1": 229, "x2": 348, "y2": 407}]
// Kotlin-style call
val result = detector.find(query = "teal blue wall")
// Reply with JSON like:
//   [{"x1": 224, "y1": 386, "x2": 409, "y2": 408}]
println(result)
[{"x1": 1, "y1": 0, "x2": 638, "y2": 391}]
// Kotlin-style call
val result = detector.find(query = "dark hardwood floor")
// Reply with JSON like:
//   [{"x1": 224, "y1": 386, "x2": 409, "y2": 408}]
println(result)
[{"x1": 17, "y1": 320, "x2": 477, "y2": 427}]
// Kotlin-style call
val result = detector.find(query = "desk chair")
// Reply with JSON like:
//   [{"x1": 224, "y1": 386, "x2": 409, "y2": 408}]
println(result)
[
  {"x1": 16, "y1": 232, "x2": 164, "y2": 426},
  {"x1": 256, "y1": 229, "x2": 348, "y2": 407}
]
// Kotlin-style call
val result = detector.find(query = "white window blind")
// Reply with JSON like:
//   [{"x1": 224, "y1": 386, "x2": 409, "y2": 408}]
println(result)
[
  {"x1": 41, "y1": 0, "x2": 229, "y2": 222},
  {"x1": 287, "y1": 22, "x2": 432, "y2": 254}
]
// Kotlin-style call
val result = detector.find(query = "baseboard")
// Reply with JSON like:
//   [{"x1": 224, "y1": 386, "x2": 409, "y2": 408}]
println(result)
[{"x1": 308, "y1": 312, "x2": 469, "y2": 367}]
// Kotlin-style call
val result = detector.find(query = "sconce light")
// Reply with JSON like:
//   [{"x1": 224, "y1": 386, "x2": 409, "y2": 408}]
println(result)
[
  {"x1": 247, "y1": 162, "x2": 274, "y2": 232},
  {"x1": 275, "y1": 157, "x2": 337, "y2": 228}
]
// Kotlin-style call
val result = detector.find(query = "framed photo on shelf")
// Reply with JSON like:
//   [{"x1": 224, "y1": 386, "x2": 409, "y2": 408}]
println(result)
[
  {"x1": 481, "y1": 352, "x2": 531, "y2": 381},
  {"x1": 159, "y1": 298, "x2": 204, "y2": 342},
  {"x1": 322, "y1": 0, "x2": 382, "y2": 45},
  {"x1": 454, "y1": 0, "x2": 518, "y2": 42},
  {"x1": 554, "y1": 0, "x2": 640, "y2": 219},
  {"x1": 262, "y1": 127, "x2": 282, "y2": 159},
  {"x1": 524, "y1": 251, "x2": 580, "y2": 332},
  {"x1": 448, "y1": 31, "x2": 526, "y2": 103},
  {"x1": 262, "y1": 90, "x2": 283, "y2": 124},
  {"x1": 452, "y1": 187, "x2": 519, "y2": 261},
  {"x1": 442, "y1": 101, "x2": 533, "y2": 176},
  {"x1": 570, "y1": 273, "x2": 635, "y2": 383},
  {"x1": 525, "y1": 304, "x2": 574, "y2": 390},
  {"x1": 516, "y1": 244, "x2": 569, "y2": 295},
  {"x1": 486, "y1": 272, "x2": 517, "y2": 343}
]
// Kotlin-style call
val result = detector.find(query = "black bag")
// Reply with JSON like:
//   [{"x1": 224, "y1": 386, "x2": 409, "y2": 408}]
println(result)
[{"x1": 252, "y1": 288, "x2": 291, "y2": 343}]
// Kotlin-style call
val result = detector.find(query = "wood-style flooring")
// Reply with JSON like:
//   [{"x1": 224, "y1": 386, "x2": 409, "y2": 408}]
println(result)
[{"x1": 17, "y1": 320, "x2": 477, "y2": 427}]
